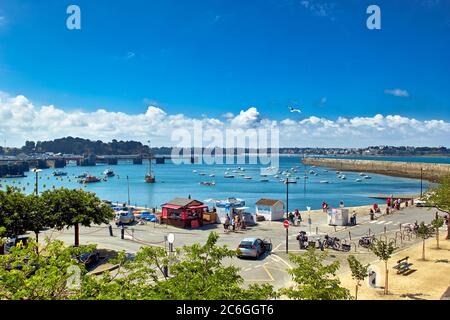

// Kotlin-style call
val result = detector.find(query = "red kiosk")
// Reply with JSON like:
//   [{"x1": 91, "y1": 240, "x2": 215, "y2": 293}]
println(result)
[{"x1": 161, "y1": 198, "x2": 208, "y2": 229}]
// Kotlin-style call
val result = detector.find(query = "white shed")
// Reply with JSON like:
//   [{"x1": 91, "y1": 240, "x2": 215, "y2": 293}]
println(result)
[{"x1": 255, "y1": 199, "x2": 285, "y2": 221}]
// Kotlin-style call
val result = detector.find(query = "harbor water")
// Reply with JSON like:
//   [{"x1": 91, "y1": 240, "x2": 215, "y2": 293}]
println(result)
[{"x1": 1, "y1": 156, "x2": 445, "y2": 212}]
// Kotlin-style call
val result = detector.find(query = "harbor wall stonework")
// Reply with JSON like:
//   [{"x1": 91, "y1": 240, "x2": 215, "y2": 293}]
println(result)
[{"x1": 302, "y1": 158, "x2": 450, "y2": 182}]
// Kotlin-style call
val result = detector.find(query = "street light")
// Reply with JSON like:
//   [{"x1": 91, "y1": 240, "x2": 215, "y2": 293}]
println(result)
[
  {"x1": 127, "y1": 175, "x2": 131, "y2": 205},
  {"x1": 284, "y1": 178, "x2": 296, "y2": 254},
  {"x1": 420, "y1": 167, "x2": 424, "y2": 198},
  {"x1": 31, "y1": 168, "x2": 42, "y2": 195}
]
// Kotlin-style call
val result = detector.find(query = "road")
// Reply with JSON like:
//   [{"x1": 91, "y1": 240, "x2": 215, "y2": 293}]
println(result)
[{"x1": 41, "y1": 206, "x2": 445, "y2": 290}]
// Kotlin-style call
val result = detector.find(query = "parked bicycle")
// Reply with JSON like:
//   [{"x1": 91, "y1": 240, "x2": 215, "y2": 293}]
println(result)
[{"x1": 358, "y1": 236, "x2": 375, "y2": 248}]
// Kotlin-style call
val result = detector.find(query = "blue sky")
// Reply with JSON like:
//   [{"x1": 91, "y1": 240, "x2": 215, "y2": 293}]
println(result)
[{"x1": 0, "y1": 0, "x2": 449, "y2": 147}]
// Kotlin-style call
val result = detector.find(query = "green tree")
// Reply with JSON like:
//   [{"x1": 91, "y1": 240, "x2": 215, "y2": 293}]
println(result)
[
  {"x1": 0, "y1": 239, "x2": 95, "y2": 300},
  {"x1": 369, "y1": 239, "x2": 395, "y2": 295},
  {"x1": 40, "y1": 188, "x2": 114, "y2": 246},
  {"x1": 417, "y1": 222, "x2": 433, "y2": 260},
  {"x1": 347, "y1": 255, "x2": 369, "y2": 300},
  {"x1": 280, "y1": 247, "x2": 351, "y2": 300},
  {"x1": 428, "y1": 175, "x2": 450, "y2": 240},
  {"x1": 431, "y1": 216, "x2": 445, "y2": 249},
  {"x1": 0, "y1": 187, "x2": 31, "y2": 238}
]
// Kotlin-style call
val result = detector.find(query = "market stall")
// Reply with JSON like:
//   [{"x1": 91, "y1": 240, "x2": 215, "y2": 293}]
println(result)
[{"x1": 161, "y1": 198, "x2": 208, "y2": 229}]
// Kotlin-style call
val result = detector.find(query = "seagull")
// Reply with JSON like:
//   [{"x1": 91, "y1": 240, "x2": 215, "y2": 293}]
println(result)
[{"x1": 288, "y1": 106, "x2": 302, "y2": 113}]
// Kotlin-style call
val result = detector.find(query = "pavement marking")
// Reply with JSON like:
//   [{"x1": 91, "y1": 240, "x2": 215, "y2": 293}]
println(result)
[
  {"x1": 263, "y1": 265, "x2": 275, "y2": 281},
  {"x1": 377, "y1": 221, "x2": 386, "y2": 225},
  {"x1": 369, "y1": 221, "x2": 378, "y2": 224},
  {"x1": 385, "y1": 221, "x2": 393, "y2": 225},
  {"x1": 273, "y1": 243, "x2": 283, "y2": 251}
]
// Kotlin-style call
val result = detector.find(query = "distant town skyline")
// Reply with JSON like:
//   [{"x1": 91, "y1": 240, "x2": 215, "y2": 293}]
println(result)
[{"x1": 0, "y1": 0, "x2": 449, "y2": 147}]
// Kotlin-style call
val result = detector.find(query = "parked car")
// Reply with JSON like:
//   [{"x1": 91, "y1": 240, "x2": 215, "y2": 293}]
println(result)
[
  {"x1": 415, "y1": 200, "x2": 428, "y2": 207},
  {"x1": 115, "y1": 209, "x2": 135, "y2": 225},
  {"x1": 237, "y1": 238, "x2": 272, "y2": 259}
]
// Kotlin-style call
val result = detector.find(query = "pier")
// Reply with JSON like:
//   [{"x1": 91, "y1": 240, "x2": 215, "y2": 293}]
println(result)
[{"x1": 302, "y1": 158, "x2": 450, "y2": 182}]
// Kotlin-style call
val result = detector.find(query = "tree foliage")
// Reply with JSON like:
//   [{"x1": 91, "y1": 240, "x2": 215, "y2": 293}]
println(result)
[
  {"x1": 280, "y1": 247, "x2": 351, "y2": 300},
  {"x1": 347, "y1": 255, "x2": 369, "y2": 300}
]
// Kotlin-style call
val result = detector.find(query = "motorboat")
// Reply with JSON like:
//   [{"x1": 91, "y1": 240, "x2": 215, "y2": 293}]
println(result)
[
  {"x1": 355, "y1": 179, "x2": 362, "y2": 183},
  {"x1": 77, "y1": 172, "x2": 88, "y2": 179},
  {"x1": 364, "y1": 175, "x2": 372, "y2": 180},
  {"x1": 200, "y1": 181, "x2": 216, "y2": 186},
  {"x1": 224, "y1": 174, "x2": 235, "y2": 178},
  {"x1": 103, "y1": 168, "x2": 115, "y2": 177},
  {"x1": 244, "y1": 176, "x2": 252, "y2": 180},
  {"x1": 53, "y1": 170, "x2": 68, "y2": 177},
  {"x1": 260, "y1": 179, "x2": 269, "y2": 182},
  {"x1": 320, "y1": 180, "x2": 330, "y2": 184},
  {"x1": 209, "y1": 174, "x2": 215, "y2": 177},
  {"x1": 79, "y1": 175, "x2": 101, "y2": 184}
]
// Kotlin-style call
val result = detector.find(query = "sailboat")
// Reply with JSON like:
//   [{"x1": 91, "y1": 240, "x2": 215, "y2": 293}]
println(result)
[{"x1": 145, "y1": 140, "x2": 156, "y2": 183}]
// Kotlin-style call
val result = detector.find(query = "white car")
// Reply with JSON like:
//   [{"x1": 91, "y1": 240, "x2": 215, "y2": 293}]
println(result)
[{"x1": 415, "y1": 200, "x2": 427, "y2": 207}]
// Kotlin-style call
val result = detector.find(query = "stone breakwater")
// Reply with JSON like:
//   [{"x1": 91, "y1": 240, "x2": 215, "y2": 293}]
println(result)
[{"x1": 302, "y1": 158, "x2": 450, "y2": 182}]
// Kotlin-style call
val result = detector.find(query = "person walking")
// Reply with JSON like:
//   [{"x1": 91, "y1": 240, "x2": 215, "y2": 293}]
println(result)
[{"x1": 231, "y1": 214, "x2": 236, "y2": 231}]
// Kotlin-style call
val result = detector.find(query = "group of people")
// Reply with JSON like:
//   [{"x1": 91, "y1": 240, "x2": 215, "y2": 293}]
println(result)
[
  {"x1": 288, "y1": 209, "x2": 303, "y2": 226},
  {"x1": 387, "y1": 195, "x2": 402, "y2": 211},
  {"x1": 223, "y1": 212, "x2": 246, "y2": 233}
]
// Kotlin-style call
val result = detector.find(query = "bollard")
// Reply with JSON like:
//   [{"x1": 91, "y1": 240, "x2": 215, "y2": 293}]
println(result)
[
  {"x1": 384, "y1": 226, "x2": 387, "y2": 234},
  {"x1": 316, "y1": 227, "x2": 318, "y2": 235},
  {"x1": 131, "y1": 228, "x2": 135, "y2": 240},
  {"x1": 349, "y1": 231, "x2": 352, "y2": 241},
  {"x1": 368, "y1": 228, "x2": 371, "y2": 236},
  {"x1": 108, "y1": 225, "x2": 113, "y2": 237},
  {"x1": 121, "y1": 226, "x2": 125, "y2": 240}
]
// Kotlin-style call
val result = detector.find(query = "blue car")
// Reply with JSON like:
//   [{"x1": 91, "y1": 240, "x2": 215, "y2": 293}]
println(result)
[{"x1": 237, "y1": 238, "x2": 272, "y2": 259}]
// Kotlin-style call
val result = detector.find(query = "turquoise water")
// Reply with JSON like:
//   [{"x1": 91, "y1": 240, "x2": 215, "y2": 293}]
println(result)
[{"x1": 0, "y1": 156, "x2": 434, "y2": 212}]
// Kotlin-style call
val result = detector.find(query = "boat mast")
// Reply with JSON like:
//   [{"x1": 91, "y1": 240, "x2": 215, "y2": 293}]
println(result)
[{"x1": 148, "y1": 140, "x2": 152, "y2": 175}]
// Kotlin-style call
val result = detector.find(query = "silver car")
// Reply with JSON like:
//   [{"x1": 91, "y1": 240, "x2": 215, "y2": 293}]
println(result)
[
  {"x1": 115, "y1": 209, "x2": 135, "y2": 225},
  {"x1": 237, "y1": 238, "x2": 272, "y2": 259}
]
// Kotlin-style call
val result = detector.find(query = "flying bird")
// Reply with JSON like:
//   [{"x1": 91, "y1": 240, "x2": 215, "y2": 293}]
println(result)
[{"x1": 288, "y1": 106, "x2": 302, "y2": 113}]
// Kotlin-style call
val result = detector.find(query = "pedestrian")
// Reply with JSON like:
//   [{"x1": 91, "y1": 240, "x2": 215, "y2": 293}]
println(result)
[
  {"x1": 351, "y1": 211, "x2": 357, "y2": 226},
  {"x1": 231, "y1": 214, "x2": 236, "y2": 231}
]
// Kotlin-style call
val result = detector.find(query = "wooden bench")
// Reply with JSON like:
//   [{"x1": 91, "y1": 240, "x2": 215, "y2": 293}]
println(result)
[{"x1": 393, "y1": 257, "x2": 413, "y2": 274}]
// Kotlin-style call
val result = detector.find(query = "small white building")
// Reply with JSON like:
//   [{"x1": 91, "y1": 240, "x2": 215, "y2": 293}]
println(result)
[
  {"x1": 255, "y1": 199, "x2": 284, "y2": 221},
  {"x1": 327, "y1": 208, "x2": 349, "y2": 226}
]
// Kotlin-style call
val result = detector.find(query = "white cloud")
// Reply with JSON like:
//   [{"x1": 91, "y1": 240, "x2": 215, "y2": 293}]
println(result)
[
  {"x1": 0, "y1": 92, "x2": 449, "y2": 148},
  {"x1": 385, "y1": 89, "x2": 409, "y2": 97},
  {"x1": 230, "y1": 107, "x2": 260, "y2": 128}
]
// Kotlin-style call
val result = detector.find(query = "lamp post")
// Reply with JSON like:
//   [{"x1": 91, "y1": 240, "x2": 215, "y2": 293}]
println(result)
[
  {"x1": 420, "y1": 167, "x2": 423, "y2": 198},
  {"x1": 285, "y1": 178, "x2": 296, "y2": 254},
  {"x1": 127, "y1": 175, "x2": 131, "y2": 206},
  {"x1": 31, "y1": 168, "x2": 42, "y2": 195}
]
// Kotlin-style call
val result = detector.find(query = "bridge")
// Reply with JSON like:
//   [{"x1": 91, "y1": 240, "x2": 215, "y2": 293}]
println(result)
[{"x1": 0, "y1": 154, "x2": 199, "y2": 177}]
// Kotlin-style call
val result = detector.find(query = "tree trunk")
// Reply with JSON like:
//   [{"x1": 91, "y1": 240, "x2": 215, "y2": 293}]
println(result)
[
  {"x1": 35, "y1": 232, "x2": 39, "y2": 256},
  {"x1": 384, "y1": 262, "x2": 389, "y2": 295},
  {"x1": 422, "y1": 240, "x2": 426, "y2": 260},
  {"x1": 436, "y1": 228, "x2": 440, "y2": 249},
  {"x1": 74, "y1": 224, "x2": 80, "y2": 247}
]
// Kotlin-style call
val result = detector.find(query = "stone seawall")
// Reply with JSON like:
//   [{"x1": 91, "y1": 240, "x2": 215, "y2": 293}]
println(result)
[{"x1": 302, "y1": 158, "x2": 450, "y2": 182}]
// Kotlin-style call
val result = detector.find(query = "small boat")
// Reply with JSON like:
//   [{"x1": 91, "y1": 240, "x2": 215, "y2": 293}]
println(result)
[
  {"x1": 260, "y1": 174, "x2": 267, "y2": 178},
  {"x1": 355, "y1": 179, "x2": 362, "y2": 183},
  {"x1": 274, "y1": 175, "x2": 280, "y2": 178},
  {"x1": 77, "y1": 172, "x2": 88, "y2": 179},
  {"x1": 341, "y1": 175, "x2": 347, "y2": 180},
  {"x1": 323, "y1": 170, "x2": 329, "y2": 172},
  {"x1": 313, "y1": 173, "x2": 319, "y2": 176},
  {"x1": 359, "y1": 173, "x2": 365, "y2": 176},
  {"x1": 224, "y1": 174, "x2": 235, "y2": 178},
  {"x1": 79, "y1": 175, "x2": 101, "y2": 184},
  {"x1": 200, "y1": 181, "x2": 216, "y2": 186},
  {"x1": 103, "y1": 168, "x2": 115, "y2": 177},
  {"x1": 193, "y1": 170, "x2": 198, "y2": 173},
  {"x1": 209, "y1": 174, "x2": 215, "y2": 177},
  {"x1": 364, "y1": 175, "x2": 372, "y2": 180},
  {"x1": 260, "y1": 179, "x2": 269, "y2": 182},
  {"x1": 320, "y1": 180, "x2": 330, "y2": 184},
  {"x1": 198, "y1": 172, "x2": 206, "y2": 176},
  {"x1": 244, "y1": 176, "x2": 252, "y2": 180},
  {"x1": 336, "y1": 171, "x2": 341, "y2": 174},
  {"x1": 53, "y1": 170, "x2": 68, "y2": 177}
]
